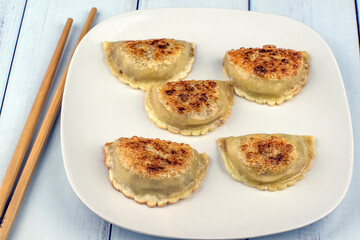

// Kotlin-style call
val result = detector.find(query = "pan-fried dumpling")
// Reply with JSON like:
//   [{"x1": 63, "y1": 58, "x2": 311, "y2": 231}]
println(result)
[
  {"x1": 104, "y1": 136, "x2": 209, "y2": 207},
  {"x1": 218, "y1": 134, "x2": 315, "y2": 191},
  {"x1": 145, "y1": 80, "x2": 234, "y2": 136},
  {"x1": 223, "y1": 45, "x2": 310, "y2": 106},
  {"x1": 103, "y1": 39, "x2": 195, "y2": 91}
]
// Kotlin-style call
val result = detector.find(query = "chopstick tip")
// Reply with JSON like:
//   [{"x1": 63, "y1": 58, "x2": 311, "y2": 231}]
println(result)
[{"x1": 66, "y1": 18, "x2": 74, "y2": 24}]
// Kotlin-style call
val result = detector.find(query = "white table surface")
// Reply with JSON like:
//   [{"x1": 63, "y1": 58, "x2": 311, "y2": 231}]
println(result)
[{"x1": 0, "y1": 0, "x2": 359, "y2": 239}]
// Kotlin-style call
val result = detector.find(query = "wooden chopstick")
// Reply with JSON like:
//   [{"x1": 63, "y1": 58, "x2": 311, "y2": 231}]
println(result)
[
  {"x1": 0, "y1": 8, "x2": 97, "y2": 240},
  {"x1": 0, "y1": 18, "x2": 73, "y2": 218}
]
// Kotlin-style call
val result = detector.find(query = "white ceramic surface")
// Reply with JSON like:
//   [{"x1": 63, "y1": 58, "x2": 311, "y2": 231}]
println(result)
[{"x1": 61, "y1": 8, "x2": 353, "y2": 239}]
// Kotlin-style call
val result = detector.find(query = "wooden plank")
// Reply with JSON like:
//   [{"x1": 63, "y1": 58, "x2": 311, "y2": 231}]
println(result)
[
  {"x1": 110, "y1": 0, "x2": 360, "y2": 240},
  {"x1": 0, "y1": 0, "x2": 27, "y2": 111},
  {"x1": 357, "y1": 0, "x2": 360, "y2": 37},
  {"x1": 109, "y1": 1, "x2": 250, "y2": 240},
  {"x1": 250, "y1": 0, "x2": 360, "y2": 240},
  {"x1": 0, "y1": 0, "x2": 137, "y2": 239},
  {"x1": 138, "y1": 0, "x2": 248, "y2": 9}
]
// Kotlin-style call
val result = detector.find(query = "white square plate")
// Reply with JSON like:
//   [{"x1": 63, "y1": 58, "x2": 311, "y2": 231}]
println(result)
[{"x1": 61, "y1": 8, "x2": 353, "y2": 239}]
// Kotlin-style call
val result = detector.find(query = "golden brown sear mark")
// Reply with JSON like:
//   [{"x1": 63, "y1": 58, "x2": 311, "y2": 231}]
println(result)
[
  {"x1": 116, "y1": 136, "x2": 192, "y2": 178},
  {"x1": 123, "y1": 39, "x2": 183, "y2": 61},
  {"x1": 227, "y1": 45, "x2": 302, "y2": 79},
  {"x1": 159, "y1": 80, "x2": 219, "y2": 114},
  {"x1": 240, "y1": 135, "x2": 295, "y2": 174}
]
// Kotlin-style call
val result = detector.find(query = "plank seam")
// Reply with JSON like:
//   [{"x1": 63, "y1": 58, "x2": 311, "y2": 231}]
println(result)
[
  {"x1": 108, "y1": 223, "x2": 112, "y2": 240},
  {"x1": 0, "y1": 0, "x2": 28, "y2": 116},
  {"x1": 355, "y1": 0, "x2": 360, "y2": 48}
]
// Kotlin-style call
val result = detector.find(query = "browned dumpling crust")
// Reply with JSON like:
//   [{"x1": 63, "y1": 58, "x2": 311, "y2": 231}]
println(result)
[
  {"x1": 145, "y1": 80, "x2": 234, "y2": 135},
  {"x1": 103, "y1": 39, "x2": 195, "y2": 91},
  {"x1": 223, "y1": 45, "x2": 310, "y2": 105},
  {"x1": 104, "y1": 136, "x2": 209, "y2": 207},
  {"x1": 218, "y1": 134, "x2": 315, "y2": 191}
]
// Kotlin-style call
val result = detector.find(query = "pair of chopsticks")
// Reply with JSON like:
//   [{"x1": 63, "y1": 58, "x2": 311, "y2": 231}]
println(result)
[{"x1": 0, "y1": 8, "x2": 97, "y2": 240}]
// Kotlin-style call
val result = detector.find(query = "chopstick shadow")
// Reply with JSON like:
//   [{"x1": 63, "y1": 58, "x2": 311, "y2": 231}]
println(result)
[{"x1": 0, "y1": 147, "x2": 29, "y2": 225}]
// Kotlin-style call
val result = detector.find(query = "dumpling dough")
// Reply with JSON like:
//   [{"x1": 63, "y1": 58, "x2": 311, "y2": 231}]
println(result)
[
  {"x1": 104, "y1": 136, "x2": 209, "y2": 207},
  {"x1": 223, "y1": 45, "x2": 310, "y2": 106},
  {"x1": 218, "y1": 134, "x2": 315, "y2": 191},
  {"x1": 103, "y1": 39, "x2": 195, "y2": 91},
  {"x1": 145, "y1": 80, "x2": 234, "y2": 136}
]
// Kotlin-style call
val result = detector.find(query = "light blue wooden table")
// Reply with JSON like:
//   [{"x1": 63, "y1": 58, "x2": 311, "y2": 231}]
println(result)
[{"x1": 1, "y1": 0, "x2": 359, "y2": 239}]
